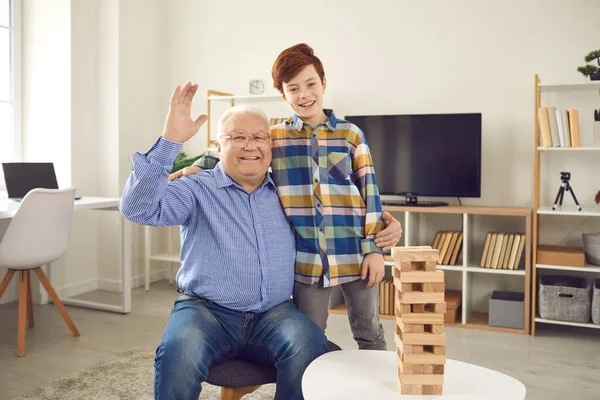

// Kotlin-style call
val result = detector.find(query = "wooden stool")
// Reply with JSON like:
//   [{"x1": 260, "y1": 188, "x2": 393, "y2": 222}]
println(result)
[{"x1": 206, "y1": 340, "x2": 341, "y2": 400}]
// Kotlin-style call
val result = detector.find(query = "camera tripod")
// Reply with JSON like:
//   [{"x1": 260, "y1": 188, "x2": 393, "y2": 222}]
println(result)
[{"x1": 552, "y1": 172, "x2": 582, "y2": 211}]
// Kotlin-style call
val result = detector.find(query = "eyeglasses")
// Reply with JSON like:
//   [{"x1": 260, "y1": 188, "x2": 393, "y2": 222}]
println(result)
[{"x1": 220, "y1": 133, "x2": 270, "y2": 148}]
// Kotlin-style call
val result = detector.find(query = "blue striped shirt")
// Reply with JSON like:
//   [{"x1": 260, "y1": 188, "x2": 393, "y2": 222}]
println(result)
[{"x1": 119, "y1": 137, "x2": 297, "y2": 313}]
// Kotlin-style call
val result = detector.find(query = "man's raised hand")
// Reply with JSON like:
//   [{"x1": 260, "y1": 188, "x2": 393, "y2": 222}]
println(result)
[{"x1": 162, "y1": 82, "x2": 208, "y2": 144}]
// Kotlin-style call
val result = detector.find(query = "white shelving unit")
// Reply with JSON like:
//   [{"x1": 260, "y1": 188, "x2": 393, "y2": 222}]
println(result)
[
  {"x1": 532, "y1": 74, "x2": 600, "y2": 334},
  {"x1": 535, "y1": 318, "x2": 600, "y2": 330},
  {"x1": 376, "y1": 205, "x2": 532, "y2": 335},
  {"x1": 539, "y1": 82, "x2": 600, "y2": 93},
  {"x1": 207, "y1": 94, "x2": 281, "y2": 101},
  {"x1": 205, "y1": 89, "x2": 284, "y2": 151},
  {"x1": 144, "y1": 225, "x2": 180, "y2": 291},
  {"x1": 537, "y1": 147, "x2": 600, "y2": 151}
]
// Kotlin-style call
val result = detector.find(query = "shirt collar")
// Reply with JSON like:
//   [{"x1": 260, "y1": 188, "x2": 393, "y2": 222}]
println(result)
[
  {"x1": 214, "y1": 161, "x2": 276, "y2": 191},
  {"x1": 291, "y1": 109, "x2": 338, "y2": 132}
]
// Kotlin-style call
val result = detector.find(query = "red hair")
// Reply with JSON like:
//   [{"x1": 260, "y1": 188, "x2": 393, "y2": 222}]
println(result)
[{"x1": 271, "y1": 43, "x2": 325, "y2": 94}]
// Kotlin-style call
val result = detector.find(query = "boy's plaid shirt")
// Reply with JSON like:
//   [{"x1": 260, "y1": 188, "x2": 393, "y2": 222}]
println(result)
[{"x1": 270, "y1": 110, "x2": 383, "y2": 287}]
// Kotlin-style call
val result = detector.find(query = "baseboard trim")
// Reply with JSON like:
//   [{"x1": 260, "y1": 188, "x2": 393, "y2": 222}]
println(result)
[
  {"x1": 98, "y1": 268, "x2": 173, "y2": 292},
  {"x1": 57, "y1": 278, "x2": 99, "y2": 299}
]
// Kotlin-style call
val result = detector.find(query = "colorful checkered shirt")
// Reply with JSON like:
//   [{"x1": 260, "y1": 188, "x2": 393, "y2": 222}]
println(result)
[{"x1": 195, "y1": 110, "x2": 384, "y2": 287}]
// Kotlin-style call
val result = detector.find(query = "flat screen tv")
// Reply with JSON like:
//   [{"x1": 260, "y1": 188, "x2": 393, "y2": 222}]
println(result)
[{"x1": 345, "y1": 113, "x2": 482, "y2": 206}]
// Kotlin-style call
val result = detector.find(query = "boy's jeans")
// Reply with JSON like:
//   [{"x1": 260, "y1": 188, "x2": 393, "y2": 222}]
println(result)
[
  {"x1": 293, "y1": 277, "x2": 386, "y2": 350},
  {"x1": 154, "y1": 294, "x2": 328, "y2": 400}
]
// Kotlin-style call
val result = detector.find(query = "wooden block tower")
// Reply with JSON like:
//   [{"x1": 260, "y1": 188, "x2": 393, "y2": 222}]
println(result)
[{"x1": 393, "y1": 246, "x2": 446, "y2": 395}]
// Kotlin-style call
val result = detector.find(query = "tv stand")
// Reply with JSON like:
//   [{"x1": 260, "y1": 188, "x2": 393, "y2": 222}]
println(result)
[
  {"x1": 382, "y1": 194, "x2": 448, "y2": 207},
  {"x1": 382, "y1": 200, "x2": 449, "y2": 207}
]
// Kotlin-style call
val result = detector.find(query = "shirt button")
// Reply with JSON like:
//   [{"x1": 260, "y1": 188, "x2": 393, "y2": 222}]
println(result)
[
  {"x1": 263, "y1": 288, "x2": 267, "y2": 292},
  {"x1": 316, "y1": 203, "x2": 321, "y2": 208},
  {"x1": 314, "y1": 178, "x2": 318, "y2": 183},
  {"x1": 261, "y1": 255, "x2": 265, "y2": 260},
  {"x1": 257, "y1": 224, "x2": 261, "y2": 228},
  {"x1": 319, "y1": 227, "x2": 324, "y2": 232}
]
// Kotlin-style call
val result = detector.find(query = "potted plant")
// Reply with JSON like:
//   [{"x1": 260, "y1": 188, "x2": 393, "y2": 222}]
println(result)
[
  {"x1": 170, "y1": 150, "x2": 203, "y2": 174},
  {"x1": 577, "y1": 49, "x2": 600, "y2": 81}
]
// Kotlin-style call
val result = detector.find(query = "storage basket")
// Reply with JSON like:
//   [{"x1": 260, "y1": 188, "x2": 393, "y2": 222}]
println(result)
[
  {"x1": 538, "y1": 275, "x2": 591, "y2": 323},
  {"x1": 582, "y1": 233, "x2": 600, "y2": 266},
  {"x1": 592, "y1": 279, "x2": 600, "y2": 325}
]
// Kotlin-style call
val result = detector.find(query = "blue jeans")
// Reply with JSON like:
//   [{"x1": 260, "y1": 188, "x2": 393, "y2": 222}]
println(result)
[{"x1": 154, "y1": 294, "x2": 328, "y2": 400}]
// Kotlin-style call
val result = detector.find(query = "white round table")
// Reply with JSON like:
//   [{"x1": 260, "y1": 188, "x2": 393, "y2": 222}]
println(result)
[{"x1": 302, "y1": 350, "x2": 526, "y2": 399}]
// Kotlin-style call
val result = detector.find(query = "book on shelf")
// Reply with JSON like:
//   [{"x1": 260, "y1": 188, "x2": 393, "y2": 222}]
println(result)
[
  {"x1": 431, "y1": 230, "x2": 463, "y2": 266},
  {"x1": 537, "y1": 107, "x2": 580, "y2": 147},
  {"x1": 479, "y1": 232, "x2": 526, "y2": 269},
  {"x1": 379, "y1": 279, "x2": 395, "y2": 315}
]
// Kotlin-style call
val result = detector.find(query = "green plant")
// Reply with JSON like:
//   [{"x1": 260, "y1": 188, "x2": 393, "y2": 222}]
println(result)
[
  {"x1": 577, "y1": 49, "x2": 600, "y2": 77},
  {"x1": 170, "y1": 150, "x2": 203, "y2": 173}
]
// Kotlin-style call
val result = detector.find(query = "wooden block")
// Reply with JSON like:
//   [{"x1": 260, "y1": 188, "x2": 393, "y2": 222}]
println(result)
[
  {"x1": 424, "y1": 302, "x2": 446, "y2": 314},
  {"x1": 423, "y1": 364, "x2": 434, "y2": 374},
  {"x1": 402, "y1": 332, "x2": 446, "y2": 346},
  {"x1": 399, "y1": 361, "x2": 414, "y2": 375},
  {"x1": 432, "y1": 324, "x2": 445, "y2": 335},
  {"x1": 401, "y1": 283, "x2": 417, "y2": 292},
  {"x1": 400, "y1": 373, "x2": 444, "y2": 385},
  {"x1": 423, "y1": 385, "x2": 443, "y2": 395},
  {"x1": 398, "y1": 335, "x2": 424, "y2": 355},
  {"x1": 399, "y1": 291, "x2": 445, "y2": 304},
  {"x1": 401, "y1": 384, "x2": 423, "y2": 395},
  {"x1": 393, "y1": 248, "x2": 439, "y2": 264},
  {"x1": 395, "y1": 271, "x2": 444, "y2": 283},
  {"x1": 433, "y1": 365, "x2": 445, "y2": 374},
  {"x1": 399, "y1": 261, "x2": 420, "y2": 272},
  {"x1": 423, "y1": 345, "x2": 446, "y2": 355},
  {"x1": 413, "y1": 364, "x2": 424, "y2": 374},
  {"x1": 422, "y1": 282, "x2": 445, "y2": 292},
  {"x1": 403, "y1": 353, "x2": 447, "y2": 365},
  {"x1": 399, "y1": 312, "x2": 444, "y2": 325},
  {"x1": 424, "y1": 261, "x2": 437, "y2": 271},
  {"x1": 396, "y1": 300, "x2": 411, "y2": 315},
  {"x1": 398, "y1": 321, "x2": 425, "y2": 334},
  {"x1": 412, "y1": 304, "x2": 425, "y2": 313}
]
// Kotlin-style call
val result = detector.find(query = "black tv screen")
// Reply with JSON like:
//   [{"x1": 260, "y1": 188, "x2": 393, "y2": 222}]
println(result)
[{"x1": 345, "y1": 113, "x2": 482, "y2": 198}]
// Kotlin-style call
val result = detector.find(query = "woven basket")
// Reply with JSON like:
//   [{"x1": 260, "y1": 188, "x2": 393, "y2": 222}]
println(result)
[
  {"x1": 538, "y1": 275, "x2": 591, "y2": 323},
  {"x1": 593, "y1": 279, "x2": 600, "y2": 325},
  {"x1": 582, "y1": 233, "x2": 600, "y2": 266}
]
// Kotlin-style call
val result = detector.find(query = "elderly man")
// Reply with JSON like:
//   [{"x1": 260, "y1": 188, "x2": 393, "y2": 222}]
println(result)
[{"x1": 120, "y1": 82, "x2": 328, "y2": 400}]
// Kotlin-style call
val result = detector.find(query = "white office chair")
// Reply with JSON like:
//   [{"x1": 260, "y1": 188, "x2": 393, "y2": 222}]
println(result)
[{"x1": 0, "y1": 187, "x2": 80, "y2": 357}]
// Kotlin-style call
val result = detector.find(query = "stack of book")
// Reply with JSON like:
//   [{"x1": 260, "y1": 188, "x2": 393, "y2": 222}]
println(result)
[
  {"x1": 480, "y1": 232, "x2": 526, "y2": 270},
  {"x1": 431, "y1": 231, "x2": 463, "y2": 266},
  {"x1": 538, "y1": 107, "x2": 580, "y2": 147},
  {"x1": 379, "y1": 279, "x2": 395, "y2": 315}
]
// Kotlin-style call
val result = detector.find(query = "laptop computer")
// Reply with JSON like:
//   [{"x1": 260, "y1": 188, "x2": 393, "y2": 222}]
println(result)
[{"x1": 2, "y1": 162, "x2": 81, "y2": 200}]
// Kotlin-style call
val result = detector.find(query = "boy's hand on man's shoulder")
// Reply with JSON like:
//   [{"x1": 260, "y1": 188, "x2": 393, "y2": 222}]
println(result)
[{"x1": 168, "y1": 166, "x2": 202, "y2": 182}]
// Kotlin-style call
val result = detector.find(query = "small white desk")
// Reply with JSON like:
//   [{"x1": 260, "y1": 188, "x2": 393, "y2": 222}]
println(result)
[
  {"x1": 302, "y1": 350, "x2": 526, "y2": 400},
  {"x1": 0, "y1": 197, "x2": 132, "y2": 313}
]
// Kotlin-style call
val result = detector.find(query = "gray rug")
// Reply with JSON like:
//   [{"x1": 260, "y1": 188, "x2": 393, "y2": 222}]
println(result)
[{"x1": 12, "y1": 348, "x2": 275, "y2": 400}]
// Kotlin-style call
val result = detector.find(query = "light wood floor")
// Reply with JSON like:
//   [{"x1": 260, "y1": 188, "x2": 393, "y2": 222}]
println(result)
[{"x1": 1, "y1": 280, "x2": 599, "y2": 399}]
